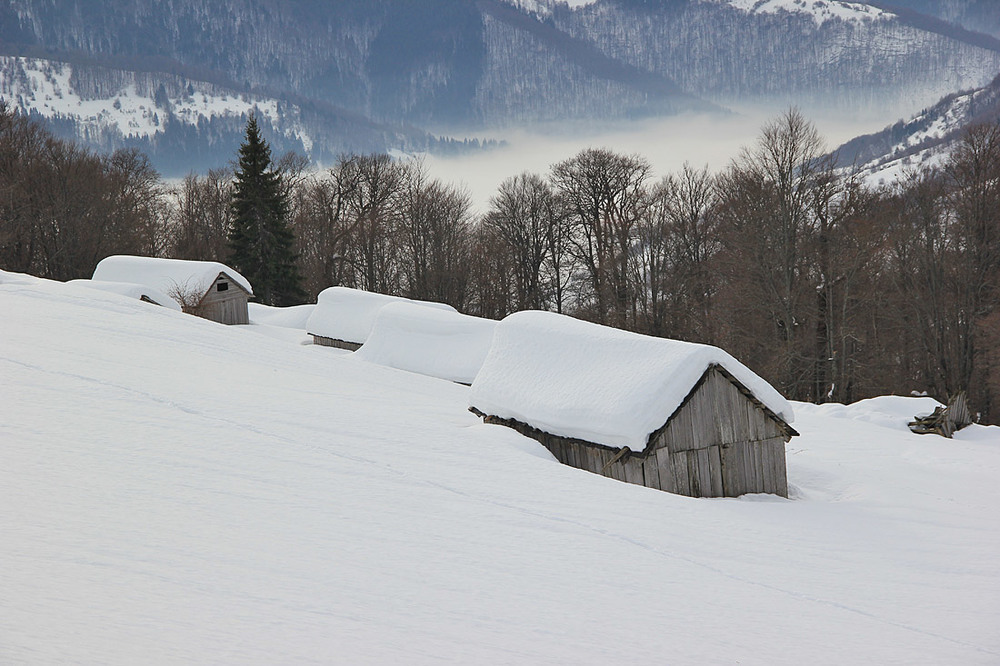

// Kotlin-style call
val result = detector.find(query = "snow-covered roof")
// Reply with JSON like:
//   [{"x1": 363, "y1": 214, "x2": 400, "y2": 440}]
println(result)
[
  {"x1": 469, "y1": 311, "x2": 794, "y2": 451},
  {"x1": 68, "y1": 279, "x2": 183, "y2": 311},
  {"x1": 248, "y1": 302, "x2": 315, "y2": 329},
  {"x1": 305, "y1": 287, "x2": 456, "y2": 345},
  {"x1": 92, "y1": 256, "x2": 253, "y2": 301},
  {"x1": 353, "y1": 302, "x2": 497, "y2": 384}
]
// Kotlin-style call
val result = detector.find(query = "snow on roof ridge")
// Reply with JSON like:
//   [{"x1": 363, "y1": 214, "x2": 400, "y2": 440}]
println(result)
[
  {"x1": 353, "y1": 302, "x2": 498, "y2": 385},
  {"x1": 469, "y1": 310, "x2": 793, "y2": 451},
  {"x1": 92, "y1": 255, "x2": 253, "y2": 299},
  {"x1": 305, "y1": 286, "x2": 457, "y2": 346}
]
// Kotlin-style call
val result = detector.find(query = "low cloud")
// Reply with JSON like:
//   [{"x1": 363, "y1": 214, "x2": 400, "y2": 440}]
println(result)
[{"x1": 424, "y1": 107, "x2": 891, "y2": 213}]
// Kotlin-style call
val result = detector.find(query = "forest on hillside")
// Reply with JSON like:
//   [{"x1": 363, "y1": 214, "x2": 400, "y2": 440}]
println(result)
[{"x1": 3, "y1": 102, "x2": 999, "y2": 422}]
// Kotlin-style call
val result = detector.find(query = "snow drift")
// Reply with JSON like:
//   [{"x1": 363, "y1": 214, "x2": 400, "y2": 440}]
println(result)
[
  {"x1": 2, "y1": 270, "x2": 998, "y2": 665},
  {"x1": 68, "y1": 279, "x2": 183, "y2": 311}
]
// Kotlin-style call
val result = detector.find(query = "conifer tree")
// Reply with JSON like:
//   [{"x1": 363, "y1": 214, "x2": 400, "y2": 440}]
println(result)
[{"x1": 228, "y1": 114, "x2": 304, "y2": 306}]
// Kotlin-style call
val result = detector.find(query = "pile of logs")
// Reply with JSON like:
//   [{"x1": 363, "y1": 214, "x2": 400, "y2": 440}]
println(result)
[{"x1": 908, "y1": 392, "x2": 972, "y2": 438}]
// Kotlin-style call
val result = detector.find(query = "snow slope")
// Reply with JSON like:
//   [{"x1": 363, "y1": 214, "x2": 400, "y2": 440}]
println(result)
[
  {"x1": 2, "y1": 271, "x2": 999, "y2": 664},
  {"x1": 835, "y1": 73, "x2": 1000, "y2": 186},
  {"x1": 67, "y1": 279, "x2": 182, "y2": 311}
]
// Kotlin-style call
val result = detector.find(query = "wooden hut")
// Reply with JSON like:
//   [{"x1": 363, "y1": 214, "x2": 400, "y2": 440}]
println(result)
[
  {"x1": 469, "y1": 311, "x2": 797, "y2": 498},
  {"x1": 92, "y1": 256, "x2": 253, "y2": 325},
  {"x1": 306, "y1": 286, "x2": 457, "y2": 350}
]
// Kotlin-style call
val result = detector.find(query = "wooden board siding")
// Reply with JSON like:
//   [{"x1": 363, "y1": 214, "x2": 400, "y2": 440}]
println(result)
[
  {"x1": 196, "y1": 297, "x2": 249, "y2": 325},
  {"x1": 649, "y1": 366, "x2": 789, "y2": 454},
  {"x1": 311, "y1": 335, "x2": 362, "y2": 351},
  {"x1": 190, "y1": 274, "x2": 250, "y2": 325},
  {"x1": 647, "y1": 365, "x2": 790, "y2": 497},
  {"x1": 474, "y1": 365, "x2": 792, "y2": 498}
]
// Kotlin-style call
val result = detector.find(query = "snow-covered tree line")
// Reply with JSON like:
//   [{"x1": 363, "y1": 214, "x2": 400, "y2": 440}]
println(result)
[{"x1": 3, "y1": 102, "x2": 999, "y2": 421}]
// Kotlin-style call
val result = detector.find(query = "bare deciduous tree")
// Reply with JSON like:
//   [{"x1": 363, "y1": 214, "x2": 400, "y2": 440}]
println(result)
[
  {"x1": 551, "y1": 148, "x2": 651, "y2": 327},
  {"x1": 482, "y1": 172, "x2": 559, "y2": 311},
  {"x1": 168, "y1": 168, "x2": 234, "y2": 262}
]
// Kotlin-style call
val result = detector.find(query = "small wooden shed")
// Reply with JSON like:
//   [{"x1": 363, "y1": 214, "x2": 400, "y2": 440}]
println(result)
[
  {"x1": 92, "y1": 256, "x2": 253, "y2": 325},
  {"x1": 469, "y1": 311, "x2": 797, "y2": 498}
]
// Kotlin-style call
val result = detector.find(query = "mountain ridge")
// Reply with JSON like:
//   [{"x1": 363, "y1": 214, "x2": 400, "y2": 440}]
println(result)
[{"x1": 834, "y1": 71, "x2": 1000, "y2": 184}]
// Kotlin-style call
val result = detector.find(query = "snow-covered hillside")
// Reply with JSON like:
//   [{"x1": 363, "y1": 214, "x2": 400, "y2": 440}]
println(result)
[
  {"x1": 0, "y1": 55, "x2": 316, "y2": 167},
  {"x1": 0, "y1": 56, "x2": 311, "y2": 149},
  {"x1": 835, "y1": 72, "x2": 1000, "y2": 185},
  {"x1": 0, "y1": 54, "x2": 445, "y2": 174},
  {"x1": 2, "y1": 271, "x2": 998, "y2": 664}
]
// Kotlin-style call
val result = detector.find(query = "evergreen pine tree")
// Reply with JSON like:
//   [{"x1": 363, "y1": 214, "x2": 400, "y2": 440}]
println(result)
[{"x1": 228, "y1": 114, "x2": 305, "y2": 306}]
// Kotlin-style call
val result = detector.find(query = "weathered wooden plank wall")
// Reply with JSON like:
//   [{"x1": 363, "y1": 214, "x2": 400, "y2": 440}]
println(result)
[
  {"x1": 197, "y1": 297, "x2": 249, "y2": 325},
  {"x1": 651, "y1": 367, "x2": 789, "y2": 497},
  {"x1": 192, "y1": 275, "x2": 250, "y2": 324},
  {"x1": 312, "y1": 335, "x2": 362, "y2": 351}
]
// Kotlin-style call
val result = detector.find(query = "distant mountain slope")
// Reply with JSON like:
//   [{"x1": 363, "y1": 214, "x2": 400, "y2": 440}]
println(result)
[
  {"x1": 0, "y1": 0, "x2": 710, "y2": 167},
  {"x1": 872, "y1": 0, "x2": 1000, "y2": 40},
  {"x1": 472, "y1": 0, "x2": 712, "y2": 125},
  {"x1": 0, "y1": 0, "x2": 705, "y2": 128},
  {"x1": 0, "y1": 55, "x2": 448, "y2": 175},
  {"x1": 549, "y1": 0, "x2": 1000, "y2": 119},
  {"x1": 833, "y1": 72, "x2": 1000, "y2": 184},
  {"x1": 2, "y1": 0, "x2": 1000, "y2": 172}
]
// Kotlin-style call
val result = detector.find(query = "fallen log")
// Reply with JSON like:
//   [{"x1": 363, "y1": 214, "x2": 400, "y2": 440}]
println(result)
[{"x1": 908, "y1": 392, "x2": 971, "y2": 438}]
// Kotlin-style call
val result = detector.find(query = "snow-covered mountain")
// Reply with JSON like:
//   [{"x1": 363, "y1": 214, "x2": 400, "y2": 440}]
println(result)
[
  {"x1": 873, "y1": 0, "x2": 1000, "y2": 40},
  {"x1": 549, "y1": 0, "x2": 1000, "y2": 118},
  {"x1": 720, "y1": 0, "x2": 894, "y2": 24},
  {"x1": 2, "y1": 269, "x2": 999, "y2": 662},
  {"x1": 835, "y1": 72, "x2": 1000, "y2": 185},
  {"x1": 0, "y1": 55, "x2": 453, "y2": 175},
  {"x1": 2, "y1": 0, "x2": 999, "y2": 171}
]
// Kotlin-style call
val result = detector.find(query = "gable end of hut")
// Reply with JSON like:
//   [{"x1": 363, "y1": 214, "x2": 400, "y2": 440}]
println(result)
[
  {"x1": 643, "y1": 364, "x2": 795, "y2": 497},
  {"x1": 190, "y1": 272, "x2": 250, "y2": 325}
]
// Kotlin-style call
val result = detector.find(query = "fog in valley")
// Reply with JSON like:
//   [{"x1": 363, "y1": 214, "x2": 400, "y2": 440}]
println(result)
[{"x1": 424, "y1": 107, "x2": 893, "y2": 212}]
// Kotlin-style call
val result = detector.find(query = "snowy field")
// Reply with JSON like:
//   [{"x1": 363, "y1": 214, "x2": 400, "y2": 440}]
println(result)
[{"x1": 2, "y1": 272, "x2": 998, "y2": 664}]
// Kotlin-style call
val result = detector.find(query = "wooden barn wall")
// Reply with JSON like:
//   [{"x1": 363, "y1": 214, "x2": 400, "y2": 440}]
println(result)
[
  {"x1": 653, "y1": 367, "x2": 787, "y2": 453},
  {"x1": 312, "y1": 335, "x2": 362, "y2": 351},
  {"x1": 650, "y1": 367, "x2": 789, "y2": 497},
  {"x1": 480, "y1": 366, "x2": 790, "y2": 498},
  {"x1": 192, "y1": 275, "x2": 249, "y2": 325}
]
